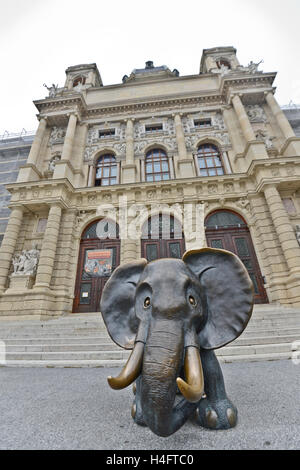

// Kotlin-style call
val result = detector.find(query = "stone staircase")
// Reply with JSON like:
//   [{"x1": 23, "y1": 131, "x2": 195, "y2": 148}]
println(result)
[{"x1": 0, "y1": 304, "x2": 299, "y2": 367}]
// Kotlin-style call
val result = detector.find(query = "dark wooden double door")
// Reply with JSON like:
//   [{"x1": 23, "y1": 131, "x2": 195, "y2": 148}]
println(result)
[
  {"x1": 73, "y1": 239, "x2": 120, "y2": 313},
  {"x1": 206, "y1": 227, "x2": 268, "y2": 304}
]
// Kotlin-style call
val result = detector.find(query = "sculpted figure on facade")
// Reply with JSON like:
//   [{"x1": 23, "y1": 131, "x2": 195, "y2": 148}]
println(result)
[
  {"x1": 247, "y1": 60, "x2": 263, "y2": 74},
  {"x1": 43, "y1": 83, "x2": 58, "y2": 98},
  {"x1": 48, "y1": 154, "x2": 61, "y2": 172},
  {"x1": 12, "y1": 245, "x2": 40, "y2": 276},
  {"x1": 49, "y1": 126, "x2": 66, "y2": 145},
  {"x1": 255, "y1": 129, "x2": 275, "y2": 149},
  {"x1": 246, "y1": 105, "x2": 267, "y2": 123}
]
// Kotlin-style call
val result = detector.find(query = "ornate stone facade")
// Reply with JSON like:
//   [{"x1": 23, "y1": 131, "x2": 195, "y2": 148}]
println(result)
[{"x1": 0, "y1": 48, "x2": 300, "y2": 318}]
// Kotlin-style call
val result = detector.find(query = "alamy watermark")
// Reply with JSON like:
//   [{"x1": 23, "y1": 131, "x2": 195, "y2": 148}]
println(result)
[
  {"x1": 291, "y1": 340, "x2": 300, "y2": 365},
  {"x1": 93, "y1": 196, "x2": 206, "y2": 244}
]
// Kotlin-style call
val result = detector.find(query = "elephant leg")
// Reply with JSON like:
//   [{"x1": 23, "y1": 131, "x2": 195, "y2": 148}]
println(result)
[
  {"x1": 195, "y1": 349, "x2": 237, "y2": 430},
  {"x1": 131, "y1": 376, "x2": 147, "y2": 427}
]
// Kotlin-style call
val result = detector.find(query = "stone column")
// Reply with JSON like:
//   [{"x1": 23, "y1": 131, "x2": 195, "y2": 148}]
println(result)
[
  {"x1": 174, "y1": 113, "x2": 195, "y2": 177},
  {"x1": 87, "y1": 164, "x2": 95, "y2": 187},
  {"x1": 61, "y1": 113, "x2": 78, "y2": 162},
  {"x1": 174, "y1": 114, "x2": 187, "y2": 159},
  {"x1": 264, "y1": 185, "x2": 300, "y2": 273},
  {"x1": 122, "y1": 119, "x2": 136, "y2": 183},
  {"x1": 265, "y1": 92, "x2": 295, "y2": 140},
  {"x1": 27, "y1": 117, "x2": 47, "y2": 165},
  {"x1": 231, "y1": 95, "x2": 255, "y2": 142},
  {"x1": 53, "y1": 113, "x2": 77, "y2": 182},
  {"x1": 17, "y1": 118, "x2": 47, "y2": 182},
  {"x1": 125, "y1": 119, "x2": 134, "y2": 164},
  {"x1": 0, "y1": 206, "x2": 24, "y2": 293},
  {"x1": 34, "y1": 204, "x2": 62, "y2": 289}
]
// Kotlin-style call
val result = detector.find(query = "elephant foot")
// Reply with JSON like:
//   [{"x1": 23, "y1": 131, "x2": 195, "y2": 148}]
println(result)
[{"x1": 195, "y1": 397, "x2": 237, "y2": 430}]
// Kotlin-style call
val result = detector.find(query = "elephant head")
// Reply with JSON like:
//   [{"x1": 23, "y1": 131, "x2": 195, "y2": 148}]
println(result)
[{"x1": 100, "y1": 248, "x2": 254, "y2": 437}]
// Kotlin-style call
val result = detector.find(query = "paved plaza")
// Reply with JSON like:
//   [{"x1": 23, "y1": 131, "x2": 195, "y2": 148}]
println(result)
[{"x1": 0, "y1": 360, "x2": 299, "y2": 450}]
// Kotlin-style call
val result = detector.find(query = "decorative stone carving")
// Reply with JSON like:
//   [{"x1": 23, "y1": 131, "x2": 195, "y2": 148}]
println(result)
[
  {"x1": 208, "y1": 184, "x2": 218, "y2": 194},
  {"x1": 224, "y1": 183, "x2": 233, "y2": 193},
  {"x1": 12, "y1": 245, "x2": 40, "y2": 276},
  {"x1": 49, "y1": 126, "x2": 66, "y2": 145},
  {"x1": 237, "y1": 197, "x2": 251, "y2": 213},
  {"x1": 255, "y1": 129, "x2": 275, "y2": 149},
  {"x1": 212, "y1": 112, "x2": 226, "y2": 130},
  {"x1": 246, "y1": 105, "x2": 267, "y2": 123},
  {"x1": 48, "y1": 153, "x2": 61, "y2": 172}
]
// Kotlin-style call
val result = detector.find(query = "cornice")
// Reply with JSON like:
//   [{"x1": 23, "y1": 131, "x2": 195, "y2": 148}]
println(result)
[{"x1": 34, "y1": 94, "x2": 86, "y2": 114}]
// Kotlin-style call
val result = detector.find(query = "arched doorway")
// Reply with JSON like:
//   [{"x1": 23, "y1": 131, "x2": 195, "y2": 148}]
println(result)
[
  {"x1": 141, "y1": 213, "x2": 185, "y2": 261},
  {"x1": 205, "y1": 210, "x2": 268, "y2": 304},
  {"x1": 73, "y1": 219, "x2": 120, "y2": 313}
]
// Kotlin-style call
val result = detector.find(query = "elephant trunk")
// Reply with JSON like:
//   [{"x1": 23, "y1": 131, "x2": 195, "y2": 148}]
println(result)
[{"x1": 141, "y1": 318, "x2": 200, "y2": 437}]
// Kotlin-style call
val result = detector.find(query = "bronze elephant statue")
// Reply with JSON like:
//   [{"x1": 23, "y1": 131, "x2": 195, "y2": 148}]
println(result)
[{"x1": 100, "y1": 248, "x2": 254, "y2": 437}]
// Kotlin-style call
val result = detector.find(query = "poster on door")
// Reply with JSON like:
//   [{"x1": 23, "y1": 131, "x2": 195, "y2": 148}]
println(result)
[{"x1": 83, "y1": 249, "x2": 113, "y2": 277}]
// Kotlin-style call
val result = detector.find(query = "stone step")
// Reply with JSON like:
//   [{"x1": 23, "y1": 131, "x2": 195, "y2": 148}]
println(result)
[
  {"x1": 4, "y1": 350, "x2": 131, "y2": 361},
  {"x1": 232, "y1": 334, "x2": 300, "y2": 346},
  {"x1": 4, "y1": 343, "x2": 121, "y2": 352},
  {"x1": 2, "y1": 352, "x2": 294, "y2": 368},
  {"x1": 216, "y1": 342, "x2": 292, "y2": 356},
  {"x1": 1, "y1": 359, "x2": 128, "y2": 368},
  {"x1": 2, "y1": 336, "x2": 115, "y2": 345},
  {"x1": 239, "y1": 327, "x2": 300, "y2": 337},
  {"x1": 218, "y1": 351, "x2": 293, "y2": 363}
]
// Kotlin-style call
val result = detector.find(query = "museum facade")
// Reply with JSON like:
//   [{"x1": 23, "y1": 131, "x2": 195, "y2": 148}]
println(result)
[{"x1": 1, "y1": 46, "x2": 300, "y2": 318}]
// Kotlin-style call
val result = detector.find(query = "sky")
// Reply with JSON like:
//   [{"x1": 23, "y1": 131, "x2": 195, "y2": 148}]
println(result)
[{"x1": 1, "y1": 0, "x2": 300, "y2": 135}]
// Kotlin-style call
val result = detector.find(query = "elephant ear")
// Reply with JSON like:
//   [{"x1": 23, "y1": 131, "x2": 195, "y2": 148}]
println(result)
[
  {"x1": 183, "y1": 248, "x2": 254, "y2": 350},
  {"x1": 100, "y1": 259, "x2": 147, "y2": 350}
]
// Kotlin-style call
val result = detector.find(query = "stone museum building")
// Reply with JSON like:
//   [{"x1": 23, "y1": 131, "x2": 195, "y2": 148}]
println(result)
[{"x1": 1, "y1": 46, "x2": 300, "y2": 319}]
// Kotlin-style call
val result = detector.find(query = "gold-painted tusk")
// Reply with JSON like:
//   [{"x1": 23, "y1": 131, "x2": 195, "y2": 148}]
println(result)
[
  {"x1": 107, "y1": 342, "x2": 144, "y2": 390},
  {"x1": 176, "y1": 346, "x2": 204, "y2": 403}
]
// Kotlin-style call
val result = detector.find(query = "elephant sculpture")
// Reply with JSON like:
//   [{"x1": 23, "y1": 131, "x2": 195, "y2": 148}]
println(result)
[{"x1": 100, "y1": 248, "x2": 254, "y2": 437}]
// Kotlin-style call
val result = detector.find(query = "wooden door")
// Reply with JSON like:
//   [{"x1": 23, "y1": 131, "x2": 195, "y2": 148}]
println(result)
[
  {"x1": 73, "y1": 239, "x2": 120, "y2": 313},
  {"x1": 206, "y1": 228, "x2": 268, "y2": 304}
]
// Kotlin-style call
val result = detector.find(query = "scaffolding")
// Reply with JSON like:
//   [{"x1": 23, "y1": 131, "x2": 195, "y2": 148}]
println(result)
[{"x1": 0, "y1": 128, "x2": 36, "y2": 143}]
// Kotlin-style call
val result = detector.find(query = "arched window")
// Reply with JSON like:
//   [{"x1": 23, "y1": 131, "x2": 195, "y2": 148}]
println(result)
[
  {"x1": 73, "y1": 76, "x2": 86, "y2": 87},
  {"x1": 145, "y1": 148, "x2": 170, "y2": 182},
  {"x1": 217, "y1": 59, "x2": 231, "y2": 70},
  {"x1": 197, "y1": 143, "x2": 225, "y2": 177},
  {"x1": 95, "y1": 154, "x2": 117, "y2": 186}
]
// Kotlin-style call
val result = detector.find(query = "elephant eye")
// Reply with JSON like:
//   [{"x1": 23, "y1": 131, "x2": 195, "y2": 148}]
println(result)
[
  {"x1": 189, "y1": 295, "x2": 197, "y2": 307},
  {"x1": 144, "y1": 297, "x2": 151, "y2": 308}
]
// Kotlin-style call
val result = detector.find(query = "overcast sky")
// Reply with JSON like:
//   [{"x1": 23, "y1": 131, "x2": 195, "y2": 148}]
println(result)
[{"x1": 1, "y1": 0, "x2": 300, "y2": 135}]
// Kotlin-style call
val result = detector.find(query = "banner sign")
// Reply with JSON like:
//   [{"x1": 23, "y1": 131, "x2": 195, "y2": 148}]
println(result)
[{"x1": 84, "y1": 249, "x2": 113, "y2": 277}]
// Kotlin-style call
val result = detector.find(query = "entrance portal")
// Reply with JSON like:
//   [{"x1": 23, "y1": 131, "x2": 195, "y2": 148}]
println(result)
[
  {"x1": 73, "y1": 219, "x2": 120, "y2": 313},
  {"x1": 141, "y1": 214, "x2": 185, "y2": 261},
  {"x1": 205, "y1": 210, "x2": 268, "y2": 304}
]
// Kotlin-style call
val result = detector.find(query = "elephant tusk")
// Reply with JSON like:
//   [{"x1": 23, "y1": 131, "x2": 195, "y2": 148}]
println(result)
[
  {"x1": 176, "y1": 346, "x2": 204, "y2": 403},
  {"x1": 107, "y1": 341, "x2": 144, "y2": 390}
]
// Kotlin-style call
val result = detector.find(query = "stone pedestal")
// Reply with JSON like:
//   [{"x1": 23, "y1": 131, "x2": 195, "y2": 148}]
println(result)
[{"x1": 7, "y1": 274, "x2": 35, "y2": 292}]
